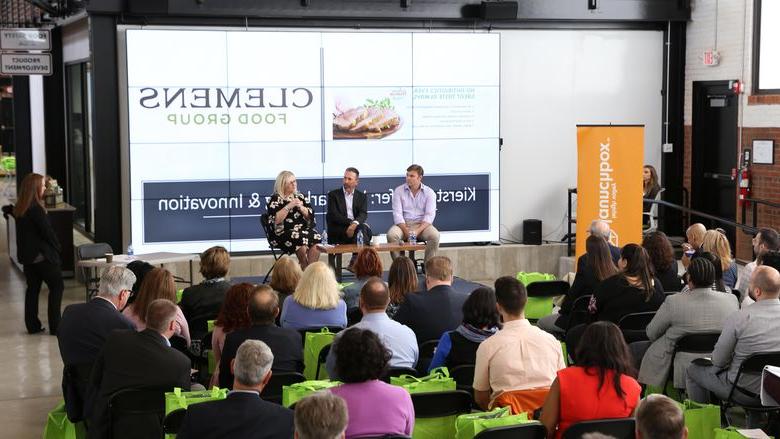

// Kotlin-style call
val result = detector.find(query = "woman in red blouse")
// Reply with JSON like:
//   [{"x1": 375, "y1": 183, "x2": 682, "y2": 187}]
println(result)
[{"x1": 540, "y1": 321, "x2": 641, "y2": 439}]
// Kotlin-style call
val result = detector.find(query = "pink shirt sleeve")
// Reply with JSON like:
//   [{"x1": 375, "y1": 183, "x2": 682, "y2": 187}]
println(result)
[
  {"x1": 212, "y1": 325, "x2": 227, "y2": 364},
  {"x1": 175, "y1": 306, "x2": 191, "y2": 347}
]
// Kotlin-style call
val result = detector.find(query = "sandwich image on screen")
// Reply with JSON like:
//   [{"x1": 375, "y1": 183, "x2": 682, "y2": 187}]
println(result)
[{"x1": 332, "y1": 97, "x2": 402, "y2": 139}]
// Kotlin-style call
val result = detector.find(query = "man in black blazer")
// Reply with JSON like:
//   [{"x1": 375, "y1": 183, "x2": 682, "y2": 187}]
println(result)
[
  {"x1": 219, "y1": 286, "x2": 303, "y2": 389},
  {"x1": 57, "y1": 266, "x2": 137, "y2": 422},
  {"x1": 393, "y1": 256, "x2": 468, "y2": 343},
  {"x1": 326, "y1": 167, "x2": 371, "y2": 246},
  {"x1": 86, "y1": 299, "x2": 192, "y2": 439},
  {"x1": 178, "y1": 339, "x2": 294, "y2": 439}
]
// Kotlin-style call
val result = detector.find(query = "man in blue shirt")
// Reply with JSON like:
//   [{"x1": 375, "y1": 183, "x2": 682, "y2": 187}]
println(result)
[{"x1": 326, "y1": 278, "x2": 419, "y2": 378}]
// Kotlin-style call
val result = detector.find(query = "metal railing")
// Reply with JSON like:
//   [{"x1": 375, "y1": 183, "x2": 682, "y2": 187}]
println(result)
[{"x1": 741, "y1": 197, "x2": 780, "y2": 231}]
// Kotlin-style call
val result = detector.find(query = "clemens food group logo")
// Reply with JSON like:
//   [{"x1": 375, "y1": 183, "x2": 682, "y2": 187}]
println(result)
[{"x1": 136, "y1": 86, "x2": 315, "y2": 126}]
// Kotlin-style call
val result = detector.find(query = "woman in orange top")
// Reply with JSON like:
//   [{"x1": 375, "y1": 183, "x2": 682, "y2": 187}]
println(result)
[{"x1": 540, "y1": 321, "x2": 641, "y2": 439}]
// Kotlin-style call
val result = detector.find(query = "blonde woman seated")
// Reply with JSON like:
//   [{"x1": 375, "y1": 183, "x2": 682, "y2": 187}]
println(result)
[
  {"x1": 266, "y1": 170, "x2": 321, "y2": 269},
  {"x1": 122, "y1": 267, "x2": 191, "y2": 346},
  {"x1": 701, "y1": 229, "x2": 738, "y2": 289},
  {"x1": 269, "y1": 255, "x2": 303, "y2": 316},
  {"x1": 280, "y1": 261, "x2": 347, "y2": 330}
]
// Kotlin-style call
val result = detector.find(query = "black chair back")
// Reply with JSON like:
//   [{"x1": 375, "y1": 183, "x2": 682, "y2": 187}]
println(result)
[
  {"x1": 450, "y1": 364, "x2": 475, "y2": 393},
  {"x1": 261, "y1": 372, "x2": 306, "y2": 404},
  {"x1": 675, "y1": 333, "x2": 721, "y2": 352},
  {"x1": 315, "y1": 344, "x2": 332, "y2": 380},
  {"x1": 107, "y1": 388, "x2": 166, "y2": 439},
  {"x1": 260, "y1": 213, "x2": 282, "y2": 284},
  {"x1": 527, "y1": 280, "x2": 570, "y2": 298},
  {"x1": 381, "y1": 367, "x2": 419, "y2": 383},
  {"x1": 474, "y1": 423, "x2": 546, "y2": 439},
  {"x1": 417, "y1": 339, "x2": 439, "y2": 375},
  {"x1": 411, "y1": 390, "x2": 472, "y2": 418},
  {"x1": 561, "y1": 418, "x2": 636, "y2": 439},
  {"x1": 162, "y1": 408, "x2": 187, "y2": 435},
  {"x1": 62, "y1": 362, "x2": 94, "y2": 422},
  {"x1": 563, "y1": 294, "x2": 592, "y2": 332},
  {"x1": 618, "y1": 311, "x2": 656, "y2": 343},
  {"x1": 726, "y1": 351, "x2": 780, "y2": 405},
  {"x1": 731, "y1": 289, "x2": 742, "y2": 304}
]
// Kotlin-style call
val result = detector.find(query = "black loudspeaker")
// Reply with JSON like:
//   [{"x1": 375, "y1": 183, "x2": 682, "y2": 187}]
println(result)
[
  {"x1": 523, "y1": 219, "x2": 542, "y2": 245},
  {"x1": 480, "y1": 1, "x2": 518, "y2": 20}
]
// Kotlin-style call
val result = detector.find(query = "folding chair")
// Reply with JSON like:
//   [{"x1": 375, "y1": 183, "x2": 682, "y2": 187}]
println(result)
[
  {"x1": 562, "y1": 417, "x2": 636, "y2": 439},
  {"x1": 261, "y1": 372, "x2": 306, "y2": 405},
  {"x1": 77, "y1": 242, "x2": 113, "y2": 301},
  {"x1": 643, "y1": 187, "x2": 665, "y2": 234},
  {"x1": 411, "y1": 390, "x2": 473, "y2": 418},
  {"x1": 617, "y1": 311, "x2": 656, "y2": 343},
  {"x1": 474, "y1": 423, "x2": 546, "y2": 439},
  {"x1": 525, "y1": 280, "x2": 570, "y2": 323},
  {"x1": 107, "y1": 388, "x2": 166, "y2": 439},
  {"x1": 260, "y1": 213, "x2": 293, "y2": 284},
  {"x1": 721, "y1": 351, "x2": 780, "y2": 426}
]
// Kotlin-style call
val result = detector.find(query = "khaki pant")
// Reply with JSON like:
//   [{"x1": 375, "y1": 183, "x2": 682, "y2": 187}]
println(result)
[{"x1": 386, "y1": 221, "x2": 440, "y2": 262}]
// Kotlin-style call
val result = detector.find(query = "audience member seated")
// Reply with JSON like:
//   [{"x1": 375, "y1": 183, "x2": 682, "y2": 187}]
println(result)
[
  {"x1": 429, "y1": 286, "x2": 499, "y2": 371},
  {"x1": 636, "y1": 258, "x2": 738, "y2": 389},
  {"x1": 394, "y1": 256, "x2": 467, "y2": 343},
  {"x1": 121, "y1": 267, "x2": 191, "y2": 347},
  {"x1": 642, "y1": 165, "x2": 662, "y2": 224},
  {"x1": 342, "y1": 247, "x2": 383, "y2": 309},
  {"x1": 57, "y1": 266, "x2": 137, "y2": 421},
  {"x1": 636, "y1": 394, "x2": 687, "y2": 439},
  {"x1": 180, "y1": 246, "x2": 231, "y2": 340},
  {"x1": 266, "y1": 170, "x2": 321, "y2": 269},
  {"x1": 386, "y1": 256, "x2": 419, "y2": 319},
  {"x1": 294, "y1": 392, "x2": 349, "y2": 439},
  {"x1": 219, "y1": 286, "x2": 303, "y2": 388},
  {"x1": 735, "y1": 228, "x2": 779, "y2": 297},
  {"x1": 473, "y1": 277, "x2": 565, "y2": 412},
  {"x1": 701, "y1": 229, "x2": 738, "y2": 289},
  {"x1": 327, "y1": 278, "x2": 418, "y2": 378},
  {"x1": 178, "y1": 340, "x2": 294, "y2": 439},
  {"x1": 330, "y1": 328, "x2": 415, "y2": 438},
  {"x1": 681, "y1": 223, "x2": 707, "y2": 269},
  {"x1": 280, "y1": 262, "x2": 348, "y2": 329},
  {"x1": 86, "y1": 299, "x2": 192, "y2": 439},
  {"x1": 686, "y1": 266, "x2": 780, "y2": 423},
  {"x1": 210, "y1": 283, "x2": 253, "y2": 388},
  {"x1": 691, "y1": 252, "x2": 730, "y2": 293},
  {"x1": 589, "y1": 244, "x2": 665, "y2": 325},
  {"x1": 269, "y1": 255, "x2": 303, "y2": 315},
  {"x1": 643, "y1": 231, "x2": 684, "y2": 292},
  {"x1": 125, "y1": 260, "x2": 154, "y2": 304},
  {"x1": 539, "y1": 235, "x2": 618, "y2": 334},
  {"x1": 540, "y1": 322, "x2": 641, "y2": 439},
  {"x1": 577, "y1": 221, "x2": 621, "y2": 272},
  {"x1": 744, "y1": 251, "x2": 780, "y2": 305}
]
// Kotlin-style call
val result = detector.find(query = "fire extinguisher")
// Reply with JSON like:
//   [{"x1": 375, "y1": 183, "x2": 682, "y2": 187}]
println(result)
[{"x1": 738, "y1": 149, "x2": 751, "y2": 207}]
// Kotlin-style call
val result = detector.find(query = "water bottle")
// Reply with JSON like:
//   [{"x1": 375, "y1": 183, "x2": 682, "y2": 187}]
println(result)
[
  {"x1": 126, "y1": 244, "x2": 134, "y2": 256},
  {"x1": 357, "y1": 230, "x2": 364, "y2": 247},
  {"x1": 321, "y1": 230, "x2": 328, "y2": 245},
  {"x1": 409, "y1": 230, "x2": 417, "y2": 245}
]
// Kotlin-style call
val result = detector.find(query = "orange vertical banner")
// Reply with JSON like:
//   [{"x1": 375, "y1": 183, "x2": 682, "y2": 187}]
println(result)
[{"x1": 576, "y1": 125, "x2": 644, "y2": 258}]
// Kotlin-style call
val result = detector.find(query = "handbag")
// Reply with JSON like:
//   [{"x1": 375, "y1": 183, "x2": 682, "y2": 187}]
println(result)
[
  {"x1": 391, "y1": 367, "x2": 457, "y2": 394},
  {"x1": 164, "y1": 387, "x2": 228, "y2": 415},
  {"x1": 682, "y1": 399, "x2": 722, "y2": 439},
  {"x1": 455, "y1": 407, "x2": 532, "y2": 439},
  {"x1": 43, "y1": 401, "x2": 87, "y2": 439},
  {"x1": 282, "y1": 380, "x2": 342, "y2": 407},
  {"x1": 303, "y1": 328, "x2": 337, "y2": 380}
]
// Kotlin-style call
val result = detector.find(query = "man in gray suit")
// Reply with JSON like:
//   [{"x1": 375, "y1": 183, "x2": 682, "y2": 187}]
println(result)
[
  {"x1": 686, "y1": 265, "x2": 780, "y2": 414},
  {"x1": 637, "y1": 258, "x2": 738, "y2": 389}
]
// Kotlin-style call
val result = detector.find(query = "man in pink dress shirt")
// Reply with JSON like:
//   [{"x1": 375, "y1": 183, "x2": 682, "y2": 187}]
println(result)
[{"x1": 387, "y1": 164, "x2": 439, "y2": 262}]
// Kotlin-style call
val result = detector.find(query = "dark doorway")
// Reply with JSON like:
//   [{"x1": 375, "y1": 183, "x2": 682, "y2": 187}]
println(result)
[
  {"x1": 65, "y1": 62, "x2": 93, "y2": 233},
  {"x1": 691, "y1": 80, "x2": 738, "y2": 247}
]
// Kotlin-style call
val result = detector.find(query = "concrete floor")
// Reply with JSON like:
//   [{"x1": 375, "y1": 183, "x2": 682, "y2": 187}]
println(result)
[{"x1": 0, "y1": 194, "x2": 85, "y2": 438}]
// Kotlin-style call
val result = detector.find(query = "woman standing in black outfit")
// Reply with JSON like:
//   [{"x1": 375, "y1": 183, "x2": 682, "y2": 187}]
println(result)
[{"x1": 13, "y1": 173, "x2": 64, "y2": 334}]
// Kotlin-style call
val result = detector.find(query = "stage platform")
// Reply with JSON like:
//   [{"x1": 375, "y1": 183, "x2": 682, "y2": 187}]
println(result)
[{"x1": 145, "y1": 242, "x2": 568, "y2": 287}]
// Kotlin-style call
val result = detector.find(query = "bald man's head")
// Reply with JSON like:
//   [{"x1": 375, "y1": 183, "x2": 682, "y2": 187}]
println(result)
[
  {"x1": 687, "y1": 223, "x2": 707, "y2": 248},
  {"x1": 589, "y1": 220, "x2": 612, "y2": 241},
  {"x1": 750, "y1": 265, "x2": 780, "y2": 301},
  {"x1": 249, "y1": 285, "x2": 280, "y2": 324}
]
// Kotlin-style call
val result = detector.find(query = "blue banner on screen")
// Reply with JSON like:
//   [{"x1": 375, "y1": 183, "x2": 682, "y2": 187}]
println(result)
[
  {"x1": 125, "y1": 29, "x2": 500, "y2": 252},
  {"x1": 143, "y1": 174, "x2": 491, "y2": 243}
]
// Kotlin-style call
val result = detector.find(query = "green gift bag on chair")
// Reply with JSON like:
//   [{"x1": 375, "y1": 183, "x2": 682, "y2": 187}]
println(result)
[
  {"x1": 413, "y1": 415, "x2": 459, "y2": 439},
  {"x1": 391, "y1": 367, "x2": 457, "y2": 394},
  {"x1": 516, "y1": 272, "x2": 556, "y2": 286},
  {"x1": 164, "y1": 387, "x2": 228, "y2": 415},
  {"x1": 43, "y1": 401, "x2": 86, "y2": 439},
  {"x1": 303, "y1": 328, "x2": 336, "y2": 380},
  {"x1": 682, "y1": 400, "x2": 721, "y2": 439},
  {"x1": 455, "y1": 407, "x2": 532, "y2": 439},
  {"x1": 282, "y1": 380, "x2": 342, "y2": 407}
]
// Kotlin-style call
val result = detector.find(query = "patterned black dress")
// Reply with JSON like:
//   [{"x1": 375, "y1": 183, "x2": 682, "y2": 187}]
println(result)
[{"x1": 266, "y1": 193, "x2": 321, "y2": 252}]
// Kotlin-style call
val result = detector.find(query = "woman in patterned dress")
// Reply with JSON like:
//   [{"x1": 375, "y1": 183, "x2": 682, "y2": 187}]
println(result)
[{"x1": 266, "y1": 170, "x2": 321, "y2": 269}]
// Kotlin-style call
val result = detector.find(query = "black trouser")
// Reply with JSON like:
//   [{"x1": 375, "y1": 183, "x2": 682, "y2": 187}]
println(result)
[{"x1": 23, "y1": 260, "x2": 64, "y2": 334}]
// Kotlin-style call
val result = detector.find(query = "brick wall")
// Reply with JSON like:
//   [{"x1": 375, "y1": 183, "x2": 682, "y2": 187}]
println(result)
[{"x1": 683, "y1": 0, "x2": 780, "y2": 262}]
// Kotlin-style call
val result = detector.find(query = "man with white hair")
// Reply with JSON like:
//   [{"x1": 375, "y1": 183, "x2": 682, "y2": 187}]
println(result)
[
  {"x1": 576, "y1": 220, "x2": 621, "y2": 272},
  {"x1": 57, "y1": 266, "x2": 137, "y2": 421},
  {"x1": 178, "y1": 340, "x2": 294, "y2": 439}
]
